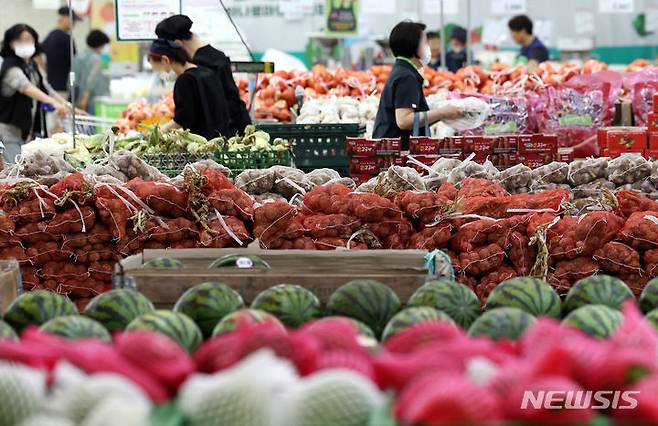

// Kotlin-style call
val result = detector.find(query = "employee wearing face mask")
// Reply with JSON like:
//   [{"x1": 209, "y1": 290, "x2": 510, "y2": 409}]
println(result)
[
  {"x1": 148, "y1": 39, "x2": 229, "y2": 139},
  {"x1": 373, "y1": 21, "x2": 463, "y2": 149},
  {"x1": 73, "y1": 30, "x2": 111, "y2": 114},
  {"x1": 0, "y1": 24, "x2": 70, "y2": 163}
]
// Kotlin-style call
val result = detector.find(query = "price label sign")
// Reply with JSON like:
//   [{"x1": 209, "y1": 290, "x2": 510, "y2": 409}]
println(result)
[
  {"x1": 115, "y1": 0, "x2": 181, "y2": 41},
  {"x1": 598, "y1": 0, "x2": 634, "y2": 13},
  {"x1": 491, "y1": 0, "x2": 526, "y2": 15}
]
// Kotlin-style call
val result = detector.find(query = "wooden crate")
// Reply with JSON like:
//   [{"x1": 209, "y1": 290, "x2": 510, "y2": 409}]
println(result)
[{"x1": 119, "y1": 248, "x2": 449, "y2": 309}]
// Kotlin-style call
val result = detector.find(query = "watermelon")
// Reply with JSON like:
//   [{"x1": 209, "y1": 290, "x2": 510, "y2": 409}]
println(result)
[
  {"x1": 468, "y1": 307, "x2": 535, "y2": 341},
  {"x1": 327, "y1": 280, "x2": 401, "y2": 338},
  {"x1": 0, "y1": 364, "x2": 44, "y2": 426},
  {"x1": 640, "y1": 278, "x2": 658, "y2": 314},
  {"x1": 564, "y1": 275, "x2": 634, "y2": 313},
  {"x1": 310, "y1": 316, "x2": 376, "y2": 339},
  {"x1": 562, "y1": 304, "x2": 622, "y2": 338},
  {"x1": 4, "y1": 290, "x2": 77, "y2": 333},
  {"x1": 126, "y1": 310, "x2": 203, "y2": 353},
  {"x1": 143, "y1": 258, "x2": 184, "y2": 269},
  {"x1": 486, "y1": 277, "x2": 561, "y2": 319},
  {"x1": 83, "y1": 289, "x2": 155, "y2": 333},
  {"x1": 646, "y1": 309, "x2": 658, "y2": 329},
  {"x1": 0, "y1": 321, "x2": 17, "y2": 341},
  {"x1": 174, "y1": 282, "x2": 245, "y2": 338},
  {"x1": 208, "y1": 255, "x2": 270, "y2": 269},
  {"x1": 40, "y1": 316, "x2": 111, "y2": 342},
  {"x1": 251, "y1": 284, "x2": 321, "y2": 328},
  {"x1": 381, "y1": 307, "x2": 455, "y2": 341},
  {"x1": 407, "y1": 280, "x2": 481, "y2": 328},
  {"x1": 212, "y1": 309, "x2": 284, "y2": 337}
]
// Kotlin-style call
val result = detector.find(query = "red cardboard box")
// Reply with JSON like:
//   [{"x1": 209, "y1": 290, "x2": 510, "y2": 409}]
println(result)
[
  {"x1": 346, "y1": 138, "x2": 401, "y2": 157},
  {"x1": 407, "y1": 155, "x2": 441, "y2": 174},
  {"x1": 409, "y1": 137, "x2": 438, "y2": 155},
  {"x1": 557, "y1": 148, "x2": 574, "y2": 163},
  {"x1": 490, "y1": 153, "x2": 519, "y2": 168},
  {"x1": 597, "y1": 127, "x2": 612, "y2": 151},
  {"x1": 645, "y1": 148, "x2": 658, "y2": 161},
  {"x1": 518, "y1": 134, "x2": 558, "y2": 154},
  {"x1": 654, "y1": 93, "x2": 658, "y2": 114},
  {"x1": 516, "y1": 153, "x2": 555, "y2": 169},
  {"x1": 606, "y1": 127, "x2": 647, "y2": 152},
  {"x1": 438, "y1": 136, "x2": 464, "y2": 155},
  {"x1": 349, "y1": 156, "x2": 403, "y2": 174},
  {"x1": 603, "y1": 150, "x2": 645, "y2": 159},
  {"x1": 492, "y1": 134, "x2": 518, "y2": 153},
  {"x1": 350, "y1": 173, "x2": 377, "y2": 186},
  {"x1": 463, "y1": 135, "x2": 494, "y2": 155},
  {"x1": 650, "y1": 132, "x2": 658, "y2": 149},
  {"x1": 648, "y1": 113, "x2": 658, "y2": 132}
]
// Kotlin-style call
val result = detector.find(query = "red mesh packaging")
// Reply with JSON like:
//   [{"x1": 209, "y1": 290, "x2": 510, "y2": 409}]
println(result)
[
  {"x1": 142, "y1": 218, "x2": 198, "y2": 243},
  {"x1": 26, "y1": 242, "x2": 73, "y2": 265},
  {"x1": 207, "y1": 189, "x2": 255, "y2": 222},
  {"x1": 592, "y1": 242, "x2": 641, "y2": 275},
  {"x1": 0, "y1": 245, "x2": 29, "y2": 264},
  {"x1": 617, "y1": 273, "x2": 648, "y2": 298},
  {"x1": 45, "y1": 207, "x2": 95, "y2": 235},
  {"x1": 94, "y1": 184, "x2": 142, "y2": 240},
  {"x1": 61, "y1": 224, "x2": 113, "y2": 250},
  {"x1": 254, "y1": 201, "x2": 304, "y2": 249},
  {"x1": 451, "y1": 219, "x2": 509, "y2": 253},
  {"x1": 7, "y1": 198, "x2": 56, "y2": 224},
  {"x1": 88, "y1": 261, "x2": 114, "y2": 282},
  {"x1": 573, "y1": 212, "x2": 625, "y2": 256},
  {"x1": 16, "y1": 222, "x2": 55, "y2": 244},
  {"x1": 526, "y1": 213, "x2": 558, "y2": 239},
  {"x1": 126, "y1": 178, "x2": 189, "y2": 218},
  {"x1": 74, "y1": 244, "x2": 117, "y2": 264},
  {"x1": 199, "y1": 167, "x2": 234, "y2": 194},
  {"x1": 40, "y1": 261, "x2": 89, "y2": 281},
  {"x1": 616, "y1": 190, "x2": 658, "y2": 218},
  {"x1": 52, "y1": 278, "x2": 108, "y2": 298},
  {"x1": 462, "y1": 189, "x2": 569, "y2": 219},
  {"x1": 509, "y1": 231, "x2": 537, "y2": 276},
  {"x1": 550, "y1": 258, "x2": 600, "y2": 293},
  {"x1": 475, "y1": 265, "x2": 517, "y2": 304},
  {"x1": 21, "y1": 266, "x2": 39, "y2": 291},
  {"x1": 199, "y1": 216, "x2": 251, "y2": 248},
  {"x1": 49, "y1": 172, "x2": 95, "y2": 206},
  {"x1": 169, "y1": 240, "x2": 197, "y2": 249},
  {"x1": 383, "y1": 219, "x2": 414, "y2": 249},
  {"x1": 409, "y1": 224, "x2": 453, "y2": 250},
  {"x1": 303, "y1": 184, "x2": 352, "y2": 215},
  {"x1": 457, "y1": 178, "x2": 509, "y2": 199},
  {"x1": 314, "y1": 237, "x2": 368, "y2": 250},
  {"x1": 437, "y1": 182, "x2": 458, "y2": 200},
  {"x1": 394, "y1": 192, "x2": 450, "y2": 228},
  {"x1": 343, "y1": 193, "x2": 402, "y2": 222},
  {"x1": 0, "y1": 215, "x2": 19, "y2": 248},
  {"x1": 303, "y1": 214, "x2": 361, "y2": 239},
  {"x1": 620, "y1": 212, "x2": 658, "y2": 250},
  {"x1": 645, "y1": 249, "x2": 658, "y2": 277},
  {"x1": 459, "y1": 243, "x2": 505, "y2": 276},
  {"x1": 275, "y1": 236, "x2": 316, "y2": 250}
]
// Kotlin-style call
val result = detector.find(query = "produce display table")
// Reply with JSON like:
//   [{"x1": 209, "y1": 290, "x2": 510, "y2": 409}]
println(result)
[{"x1": 119, "y1": 248, "x2": 452, "y2": 308}]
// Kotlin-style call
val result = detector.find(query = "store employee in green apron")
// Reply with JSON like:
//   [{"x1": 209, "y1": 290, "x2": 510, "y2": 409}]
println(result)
[{"x1": 373, "y1": 21, "x2": 463, "y2": 150}]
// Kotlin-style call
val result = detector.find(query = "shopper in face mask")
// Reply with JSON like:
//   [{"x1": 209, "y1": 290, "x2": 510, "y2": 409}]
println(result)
[
  {"x1": 148, "y1": 39, "x2": 230, "y2": 139},
  {"x1": 373, "y1": 21, "x2": 463, "y2": 149},
  {"x1": 0, "y1": 24, "x2": 70, "y2": 163},
  {"x1": 73, "y1": 30, "x2": 111, "y2": 114}
]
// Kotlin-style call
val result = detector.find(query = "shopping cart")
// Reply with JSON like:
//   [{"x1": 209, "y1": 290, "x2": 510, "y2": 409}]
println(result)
[{"x1": 63, "y1": 114, "x2": 117, "y2": 136}]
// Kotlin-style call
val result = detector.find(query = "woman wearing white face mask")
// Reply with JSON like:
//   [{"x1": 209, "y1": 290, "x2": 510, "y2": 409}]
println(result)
[
  {"x1": 147, "y1": 39, "x2": 230, "y2": 139},
  {"x1": 73, "y1": 30, "x2": 111, "y2": 114},
  {"x1": 0, "y1": 24, "x2": 70, "y2": 164},
  {"x1": 373, "y1": 21, "x2": 464, "y2": 150}
]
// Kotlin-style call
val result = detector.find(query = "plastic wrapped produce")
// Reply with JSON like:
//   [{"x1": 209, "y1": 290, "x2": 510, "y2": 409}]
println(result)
[
  {"x1": 447, "y1": 160, "x2": 490, "y2": 185},
  {"x1": 109, "y1": 150, "x2": 165, "y2": 181},
  {"x1": 496, "y1": 164, "x2": 532, "y2": 193},
  {"x1": 567, "y1": 158, "x2": 609, "y2": 186},
  {"x1": 272, "y1": 166, "x2": 313, "y2": 199},
  {"x1": 572, "y1": 179, "x2": 615, "y2": 200},
  {"x1": 234, "y1": 169, "x2": 276, "y2": 195},
  {"x1": 531, "y1": 162, "x2": 569, "y2": 186},
  {"x1": 607, "y1": 154, "x2": 651, "y2": 186},
  {"x1": 375, "y1": 166, "x2": 425, "y2": 196},
  {"x1": 306, "y1": 168, "x2": 342, "y2": 186}
]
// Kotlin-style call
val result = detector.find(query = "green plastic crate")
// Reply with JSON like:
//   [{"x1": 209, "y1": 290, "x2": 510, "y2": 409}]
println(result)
[
  {"x1": 141, "y1": 153, "x2": 216, "y2": 177},
  {"x1": 256, "y1": 123, "x2": 365, "y2": 175}
]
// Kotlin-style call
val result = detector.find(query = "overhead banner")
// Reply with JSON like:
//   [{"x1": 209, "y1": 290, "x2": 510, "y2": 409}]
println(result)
[
  {"x1": 325, "y1": 0, "x2": 359, "y2": 36},
  {"x1": 115, "y1": 0, "x2": 181, "y2": 41}
]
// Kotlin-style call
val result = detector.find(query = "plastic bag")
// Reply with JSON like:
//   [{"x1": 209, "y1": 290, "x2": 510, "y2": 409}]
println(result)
[
  {"x1": 531, "y1": 162, "x2": 569, "y2": 186},
  {"x1": 435, "y1": 97, "x2": 491, "y2": 132},
  {"x1": 607, "y1": 154, "x2": 651, "y2": 187},
  {"x1": 568, "y1": 158, "x2": 609, "y2": 186},
  {"x1": 495, "y1": 164, "x2": 532, "y2": 193},
  {"x1": 234, "y1": 169, "x2": 276, "y2": 195}
]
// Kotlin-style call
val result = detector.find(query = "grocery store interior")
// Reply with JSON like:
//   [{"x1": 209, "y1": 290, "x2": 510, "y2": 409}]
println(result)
[{"x1": 1, "y1": 0, "x2": 658, "y2": 425}]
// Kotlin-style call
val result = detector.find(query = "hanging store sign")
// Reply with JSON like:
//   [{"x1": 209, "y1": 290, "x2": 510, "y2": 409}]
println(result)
[
  {"x1": 325, "y1": 0, "x2": 359, "y2": 36},
  {"x1": 115, "y1": 0, "x2": 181, "y2": 41}
]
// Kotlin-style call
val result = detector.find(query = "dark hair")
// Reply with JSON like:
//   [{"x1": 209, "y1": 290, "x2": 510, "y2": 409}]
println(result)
[
  {"x1": 155, "y1": 15, "x2": 193, "y2": 41},
  {"x1": 0, "y1": 24, "x2": 41, "y2": 59},
  {"x1": 148, "y1": 39, "x2": 191, "y2": 64},
  {"x1": 426, "y1": 31, "x2": 440, "y2": 40},
  {"x1": 508, "y1": 15, "x2": 533, "y2": 35},
  {"x1": 389, "y1": 21, "x2": 427, "y2": 58},
  {"x1": 86, "y1": 30, "x2": 110, "y2": 49},
  {"x1": 450, "y1": 26, "x2": 467, "y2": 45}
]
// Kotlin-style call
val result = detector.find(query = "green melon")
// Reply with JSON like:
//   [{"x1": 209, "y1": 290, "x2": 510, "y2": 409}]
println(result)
[
  {"x1": 646, "y1": 309, "x2": 658, "y2": 329},
  {"x1": 0, "y1": 365, "x2": 44, "y2": 426},
  {"x1": 174, "y1": 282, "x2": 245, "y2": 338},
  {"x1": 310, "y1": 316, "x2": 376, "y2": 339},
  {"x1": 211, "y1": 309, "x2": 284, "y2": 337},
  {"x1": 327, "y1": 280, "x2": 401, "y2": 338},
  {"x1": 486, "y1": 277, "x2": 561, "y2": 319},
  {"x1": 4, "y1": 290, "x2": 78, "y2": 333},
  {"x1": 126, "y1": 310, "x2": 203, "y2": 353},
  {"x1": 208, "y1": 255, "x2": 270, "y2": 269},
  {"x1": 251, "y1": 284, "x2": 321, "y2": 328},
  {"x1": 40, "y1": 316, "x2": 111, "y2": 342},
  {"x1": 408, "y1": 280, "x2": 481, "y2": 328},
  {"x1": 0, "y1": 321, "x2": 17, "y2": 341},
  {"x1": 83, "y1": 289, "x2": 155, "y2": 333},
  {"x1": 381, "y1": 307, "x2": 455, "y2": 341},
  {"x1": 143, "y1": 258, "x2": 184, "y2": 269},
  {"x1": 564, "y1": 275, "x2": 634, "y2": 313},
  {"x1": 562, "y1": 304, "x2": 622, "y2": 338},
  {"x1": 640, "y1": 278, "x2": 658, "y2": 314},
  {"x1": 468, "y1": 307, "x2": 536, "y2": 341}
]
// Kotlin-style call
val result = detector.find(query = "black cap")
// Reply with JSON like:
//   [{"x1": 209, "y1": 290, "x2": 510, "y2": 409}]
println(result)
[
  {"x1": 58, "y1": 6, "x2": 82, "y2": 22},
  {"x1": 155, "y1": 15, "x2": 193, "y2": 41},
  {"x1": 450, "y1": 26, "x2": 467, "y2": 44},
  {"x1": 149, "y1": 39, "x2": 182, "y2": 56}
]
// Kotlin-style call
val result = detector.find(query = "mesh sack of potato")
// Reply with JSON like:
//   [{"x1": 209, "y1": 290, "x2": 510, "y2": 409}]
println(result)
[
  {"x1": 50, "y1": 172, "x2": 96, "y2": 207},
  {"x1": 508, "y1": 231, "x2": 537, "y2": 276},
  {"x1": 45, "y1": 206, "x2": 96, "y2": 235},
  {"x1": 306, "y1": 168, "x2": 342, "y2": 186},
  {"x1": 531, "y1": 162, "x2": 569, "y2": 186},
  {"x1": 109, "y1": 150, "x2": 166, "y2": 181},
  {"x1": 567, "y1": 157, "x2": 609, "y2": 186},
  {"x1": 592, "y1": 241, "x2": 642, "y2": 275},
  {"x1": 6, "y1": 197, "x2": 56, "y2": 225},
  {"x1": 447, "y1": 160, "x2": 490, "y2": 185},
  {"x1": 199, "y1": 215, "x2": 251, "y2": 248},
  {"x1": 272, "y1": 166, "x2": 313, "y2": 199},
  {"x1": 303, "y1": 184, "x2": 352, "y2": 215},
  {"x1": 235, "y1": 169, "x2": 276, "y2": 195},
  {"x1": 125, "y1": 178, "x2": 189, "y2": 218},
  {"x1": 620, "y1": 211, "x2": 658, "y2": 250},
  {"x1": 571, "y1": 178, "x2": 615, "y2": 200},
  {"x1": 607, "y1": 154, "x2": 651, "y2": 186},
  {"x1": 495, "y1": 164, "x2": 532, "y2": 193},
  {"x1": 254, "y1": 200, "x2": 305, "y2": 249},
  {"x1": 408, "y1": 223, "x2": 453, "y2": 250},
  {"x1": 207, "y1": 189, "x2": 255, "y2": 222},
  {"x1": 394, "y1": 191, "x2": 451, "y2": 228},
  {"x1": 457, "y1": 178, "x2": 508, "y2": 199},
  {"x1": 374, "y1": 166, "x2": 425, "y2": 197},
  {"x1": 616, "y1": 190, "x2": 658, "y2": 218},
  {"x1": 458, "y1": 243, "x2": 505, "y2": 276},
  {"x1": 644, "y1": 249, "x2": 658, "y2": 277},
  {"x1": 474, "y1": 265, "x2": 517, "y2": 304},
  {"x1": 26, "y1": 241, "x2": 73, "y2": 265},
  {"x1": 549, "y1": 257, "x2": 600, "y2": 294},
  {"x1": 302, "y1": 214, "x2": 361, "y2": 239},
  {"x1": 83, "y1": 164, "x2": 129, "y2": 183}
]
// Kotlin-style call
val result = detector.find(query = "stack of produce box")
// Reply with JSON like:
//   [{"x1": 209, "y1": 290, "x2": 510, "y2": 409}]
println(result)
[{"x1": 346, "y1": 138, "x2": 403, "y2": 185}]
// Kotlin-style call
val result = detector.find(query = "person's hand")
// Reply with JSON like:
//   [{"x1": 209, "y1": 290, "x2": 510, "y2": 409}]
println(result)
[
  {"x1": 437, "y1": 105, "x2": 465, "y2": 121},
  {"x1": 78, "y1": 98, "x2": 88, "y2": 112},
  {"x1": 54, "y1": 103, "x2": 69, "y2": 118},
  {"x1": 75, "y1": 107, "x2": 88, "y2": 116}
]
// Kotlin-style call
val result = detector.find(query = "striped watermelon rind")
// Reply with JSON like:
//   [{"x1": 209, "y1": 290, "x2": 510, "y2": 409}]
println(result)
[
  {"x1": 4, "y1": 290, "x2": 78, "y2": 333},
  {"x1": 310, "y1": 316, "x2": 376, "y2": 339},
  {"x1": 251, "y1": 284, "x2": 321, "y2": 328},
  {"x1": 126, "y1": 310, "x2": 203, "y2": 353},
  {"x1": 486, "y1": 277, "x2": 561, "y2": 319},
  {"x1": 562, "y1": 304, "x2": 622, "y2": 338},
  {"x1": 84, "y1": 289, "x2": 155, "y2": 333},
  {"x1": 646, "y1": 309, "x2": 658, "y2": 329},
  {"x1": 211, "y1": 309, "x2": 284, "y2": 337},
  {"x1": 208, "y1": 255, "x2": 270, "y2": 269},
  {"x1": 564, "y1": 275, "x2": 634, "y2": 313},
  {"x1": 174, "y1": 282, "x2": 245, "y2": 338},
  {"x1": 143, "y1": 258, "x2": 184, "y2": 269},
  {"x1": 0, "y1": 320, "x2": 17, "y2": 341},
  {"x1": 40, "y1": 316, "x2": 111, "y2": 342},
  {"x1": 640, "y1": 278, "x2": 658, "y2": 314},
  {"x1": 327, "y1": 280, "x2": 401, "y2": 338},
  {"x1": 381, "y1": 307, "x2": 455, "y2": 341},
  {"x1": 468, "y1": 307, "x2": 536, "y2": 341},
  {"x1": 408, "y1": 280, "x2": 481, "y2": 328}
]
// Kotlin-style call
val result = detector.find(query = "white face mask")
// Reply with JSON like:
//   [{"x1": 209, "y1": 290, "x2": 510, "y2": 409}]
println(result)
[
  {"x1": 419, "y1": 44, "x2": 432, "y2": 66},
  {"x1": 159, "y1": 70, "x2": 177, "y2": 82},
  {"x1": 14, "y1": 43, "x2": 35, "y2": 59}
]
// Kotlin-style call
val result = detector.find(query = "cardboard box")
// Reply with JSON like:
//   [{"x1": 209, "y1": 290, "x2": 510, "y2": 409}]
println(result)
[
  {"x1": 515, "y1": 153, "x2": 555, "y2": 169},
  {"x1": 648, "y1": 113, "x2": 658, "y2": 132},
  {"x1": 407, "y1": 155, "x2": 440, "y2": 174},
  {"x1": 438, "y1": 136, "x2": 464, "y2": 155},
  {"x1": 518, "y1": 134, "x2": 558, "y2": 154},
  {"x1": 645, "y1": 148, "x2": 658, "y2": 161},
  {"x1": 654, "y1": 93, "x2": 658, "y2": 114},
  {"x1": 349, "y1": 155, "x2": 403, "y2": 174},
  {"x1": 492, "y1": 134, "x2": 519, "y2": 153},
  {"x1": 120, "y1": 248, "x2": 452, "y2": 307},
  {"x1": 606, "y1": 127, "x2": 647, "y2": 152},
  {"x1": 463, "y1": 135, "x2": 494, "y2": 155},
  {"x1": 597, "y1": 127, "x2": 612, "y2": 151},
  {"x1": 346, "y1": 138, "x2": 401, "y2": 157},
  {"x1": 557, "y1": 148, "x2": 574, "y2": 163},
  {"x1": 651, "y1": 132, "x2": 658, "y2": 150},
  {"x1": 409, "y1": 137, "x2": 438, "y2": 155}
]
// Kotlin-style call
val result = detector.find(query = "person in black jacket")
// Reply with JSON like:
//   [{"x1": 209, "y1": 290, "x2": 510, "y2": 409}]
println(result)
[{"x1": 155, "y1": 15, "x2": 251, "y2": 136}]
